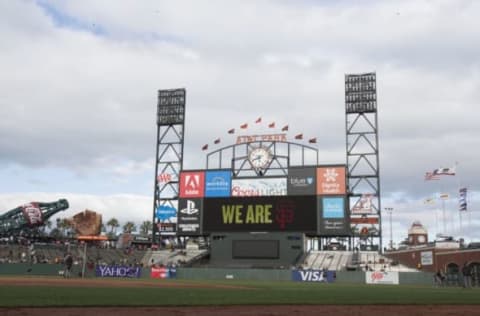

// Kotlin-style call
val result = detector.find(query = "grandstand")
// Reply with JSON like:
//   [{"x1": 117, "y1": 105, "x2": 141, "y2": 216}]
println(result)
[{"x1": 303, "y1": 250, "x2": 417, "y2": 272}]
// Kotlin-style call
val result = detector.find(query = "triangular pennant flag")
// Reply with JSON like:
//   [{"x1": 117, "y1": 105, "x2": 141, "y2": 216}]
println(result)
[
  {"x1": 295, "y1": 133, "x2": 303, "y2": 140},
  {"x1": 268, "y1": 122, "x2": 275, "y2": 128},
  {"x1": 255, "y1": 117, "x2": 262, "y2": 124},
  {"x1": 214, "y1": 138, "x2": 221, "y2": 144},
  {"x1": 201, "y1": 144, "x2": 208, "y2": 150},
  {"x1": 240, "y1": 123, "x2": 248, "y2": 129},
  {"x1": 228, "y1": 128, "x2": 235, "y2": 134},
  {"x1": 281, "y1": 125, "x2": 289, "y2": 131}
]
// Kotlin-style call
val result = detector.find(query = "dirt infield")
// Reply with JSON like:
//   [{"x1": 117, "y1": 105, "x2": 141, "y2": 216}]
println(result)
[
  {"x1": 3, "y1": 305, "x2": 480, "y2": 316},
  {"x1": 1, "y1": 277, "x2": 479, "y2": 316}
]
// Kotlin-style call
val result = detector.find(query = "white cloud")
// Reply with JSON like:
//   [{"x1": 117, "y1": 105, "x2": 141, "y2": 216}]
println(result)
[{"x1": 0, "y1": 0, "x2": 479, "y2": 244}]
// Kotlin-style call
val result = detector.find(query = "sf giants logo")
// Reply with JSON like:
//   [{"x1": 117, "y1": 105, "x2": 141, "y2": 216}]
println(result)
[
  {"x1": 157, "y1": 173, "x2": 172, "y2": 183},
  {"x1": 275, "y1": 200, "x2": 294, "y2": 229}
]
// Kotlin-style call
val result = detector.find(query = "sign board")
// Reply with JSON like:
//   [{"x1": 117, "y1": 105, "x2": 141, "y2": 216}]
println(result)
[
  {"x1": 179, "y1": 171, "x2": 205, "y2": 198},
  {"x1": 287, "y1": 167, "x2": 316, "y2": 195},
  {"x1": 421, "y1": 251, "x2": 433, "y2": 265},
  {"x1": 203, "y1": 196, "x2": 317, "y2": 233},
  {"x1": 177, "y1": 198, "x2": 202, "y2": 235},
  {"x1": 205, "y1": 170, "x2": 231, "y2": 197},
  {"x1": 231, "y1": 178, "x2": 287, "y2": 196},
  {"x1": 317, "y1": 167, "x2": 346, "y2": 195},
  {"x1": 366, "y1": 271, "x2": 399, "y2": 285},
  {"x1": 318, "y1": 197, "x2": 350, "y2": 236}
]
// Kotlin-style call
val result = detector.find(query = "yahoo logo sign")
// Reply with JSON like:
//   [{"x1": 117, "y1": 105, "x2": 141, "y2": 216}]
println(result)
[{"x1": 96, "y1": 266, "x2": 142, "y2": 278}]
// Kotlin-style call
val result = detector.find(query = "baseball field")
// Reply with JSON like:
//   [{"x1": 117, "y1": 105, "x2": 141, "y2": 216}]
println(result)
[{"x1": 0, "y1": 276, "x2": 479, "y2": 316}]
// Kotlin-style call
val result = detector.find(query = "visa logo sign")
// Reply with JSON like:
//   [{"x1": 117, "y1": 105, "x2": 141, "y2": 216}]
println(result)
[{"x1": 292, "y1": 270, "x2": 333, "y2": 283}]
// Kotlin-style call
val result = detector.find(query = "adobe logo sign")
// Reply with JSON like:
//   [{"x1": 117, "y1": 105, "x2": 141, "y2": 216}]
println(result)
[{"x1": 179, "y1": 171, "x2": 205, "y2": 198}]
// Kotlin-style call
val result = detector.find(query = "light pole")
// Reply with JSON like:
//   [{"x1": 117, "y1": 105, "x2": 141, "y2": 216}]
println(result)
[{"x1": 384, "y1": 207, "x2": 393, "y2": 250}]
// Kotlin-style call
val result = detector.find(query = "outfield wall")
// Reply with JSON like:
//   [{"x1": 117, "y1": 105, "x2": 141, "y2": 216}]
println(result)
[{"x1": 0, "y1": 264, "x2": 435, "y2": 285}]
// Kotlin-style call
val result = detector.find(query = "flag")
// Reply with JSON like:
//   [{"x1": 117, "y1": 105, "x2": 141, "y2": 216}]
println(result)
[
  {"x1": 214, "y1": 138, "x2": 220, "y2": 144},
  {"x1": 424, "y1": 198, "x2": 435, "y2": 205},
  {"x1": 439, "y1": 193, "x2": 449, "y2": 200},
  {"x1": 268, "y1": 122, "x2": 275, "y2": 128},
  {"x1": 240, "y1": 123, "x2": 248, "y2": 129},
  {"x1": 255, "y1": 117, "x2": 262, "y2": 124},
  {"x1": 201, "y1": 144, "x2": 208, "y2": 151},
  {"x1": 308, "y1": 137, "x2": 317, "y2": 143},
  {"x1": 433, "y1": 167, "x2": 456, "y2": 176},
  {"x1": 459, "y1": 187, "x2": 467, "y2": 211},
  {"x1": 228, "y1": 128, "x2": 235, "y2": 134},
  {"x1": 424, "y1": 172, "x2": 440, "y2": 181},
  {"x1": 295, "y1": 133, "x2": 303, "y2": 140},
  {"x1": 281, "y1": 124, "x2": 289, "y2": 131}
]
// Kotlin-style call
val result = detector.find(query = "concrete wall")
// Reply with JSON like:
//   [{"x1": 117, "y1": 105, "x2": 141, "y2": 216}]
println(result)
[{"x1": 209, "y1": 232, "x2": 304, "y2": 268}]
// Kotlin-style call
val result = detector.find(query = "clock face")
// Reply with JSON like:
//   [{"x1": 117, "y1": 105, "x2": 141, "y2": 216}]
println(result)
[
  {"x1": 248, "y1": 147, "x2": 272, "y2": 169},
  {"x1": 418, "y1": 235, "x2": 426, "y2": 243}
]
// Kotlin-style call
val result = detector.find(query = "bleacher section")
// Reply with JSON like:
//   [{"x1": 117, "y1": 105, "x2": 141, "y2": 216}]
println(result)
[
  {"x1": 303, "y1": 251, "x2": 417, "y2": 272},
  {"x1": 142, "y1": 249, "x2": 208, "y2": 267}
]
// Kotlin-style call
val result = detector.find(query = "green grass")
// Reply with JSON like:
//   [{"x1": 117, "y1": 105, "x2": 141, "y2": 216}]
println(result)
[{"x1": 0, "y1": 278, "x2": 478, "y2": 307}]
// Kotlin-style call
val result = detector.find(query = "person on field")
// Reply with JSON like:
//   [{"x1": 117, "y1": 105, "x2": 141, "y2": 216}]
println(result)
[
  {"x1": 462, "y1": 262, "x2": 472, "y2": 288},
  {"x1": 64, "y1": 253, "x2": 73, "y2": 278},
  {"x1": 434, "y1": 270, "x2": 445, "y2": 287}
]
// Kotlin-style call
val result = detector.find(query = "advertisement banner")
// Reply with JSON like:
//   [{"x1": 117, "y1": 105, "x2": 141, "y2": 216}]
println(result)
[
  {"x1": 421, "y1": 251, "x2": 433, "y2": 265},
  {"x1": 156, "y1": 204, "x2": 177, "y2": 221},
  {"x1": 292, "y1": 270, "x2": 336, "y2": 283},
  {"x1": 317, "y1": 166, "x2": 346, "y2": 195},
  {"x1": 366, "y1": 271, "x2": 399, "y2": 285},
  {"x1": 203, "y1": 196, "x2": 317, "y2": 233},
  {"x1": 177, "y1": 198, "x2": 202, "y2": 235},
  {"x1": 351, "y1": 194, "x2": 375, "y2": 214},
  {"x1": 179, "y1": 171, "x2": 205, "y2": 198},
  {"x1": 231, "y1": 178, "x2": 287, "y2": 196},
  {"x1": 157, "y1": 223, "x2": 177, "y2": 235},
  {"x1": 287, "y1": 167, "x2": 316, "y2": 196},
  {"x1": 318, "y1": 197, "x2": 350, "y2": 236},
  {"x1": 96, "y1": 266, "x2": 142, "y2": 278},
  {"x1": 205, "y1": 171, "x2": 231, "y2": 197},
  {"x1": 151, "y1": 267, "x2": 177, "y2": 279}
]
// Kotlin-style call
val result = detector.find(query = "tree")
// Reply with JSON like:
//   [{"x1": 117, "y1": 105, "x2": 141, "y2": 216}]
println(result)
[
  {"x1": 140, "y1": 220, "x2": 152, "y2": 235},
  {"x1": 55, "y1": 218, "x2": 70, "y2": 238},
  {"x1": 122, "y1": 221, "x2": 136, "y2": 233},
  {"x1": 106, "y1": 218, "x2": 119, "y2": 234}
]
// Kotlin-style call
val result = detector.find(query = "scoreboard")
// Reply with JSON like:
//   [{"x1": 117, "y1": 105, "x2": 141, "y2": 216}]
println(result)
[{"x1": 170, "y1": 165, "x2": 351, "y2": 236}]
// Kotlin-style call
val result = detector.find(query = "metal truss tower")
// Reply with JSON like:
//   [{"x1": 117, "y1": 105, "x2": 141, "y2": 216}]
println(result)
[
  {"x1": 152, "y1": 89, "x2": 186, "y2": 245},
  {"x1": 344, "y1": 73, "x2": 382, "y2": 251}
]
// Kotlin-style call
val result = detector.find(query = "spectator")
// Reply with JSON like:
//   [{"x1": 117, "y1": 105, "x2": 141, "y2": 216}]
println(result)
[{"x1": 462, "y1": 262, "x2": 472, "y2": 288}]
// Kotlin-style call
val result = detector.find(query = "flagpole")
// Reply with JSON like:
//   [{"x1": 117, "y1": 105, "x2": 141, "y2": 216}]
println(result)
[{"x1": 442, "y1": 197, "x2": 446, "y2": 234}]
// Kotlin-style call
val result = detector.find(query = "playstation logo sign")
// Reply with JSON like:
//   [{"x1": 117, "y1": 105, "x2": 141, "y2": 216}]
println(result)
[{"x1": 180, "y1": 200, "x2": 199, "y2": 215}]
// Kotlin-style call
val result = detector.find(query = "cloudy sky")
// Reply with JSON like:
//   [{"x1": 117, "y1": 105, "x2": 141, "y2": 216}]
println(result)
[{"x1": 0, "y1": 0, "x2": 478, "y2": 245}]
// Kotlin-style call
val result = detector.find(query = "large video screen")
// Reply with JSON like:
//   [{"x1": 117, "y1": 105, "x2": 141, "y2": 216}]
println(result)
[{"x1": 203, "y1": 196, "x2": 317, "y2": 233}]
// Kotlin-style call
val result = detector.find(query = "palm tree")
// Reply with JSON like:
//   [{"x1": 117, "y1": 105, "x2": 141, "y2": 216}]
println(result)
[
  {"x1": 122, "y1": 221, "x2": 136, "y2": 233},
  {"x1": 56, "y1": 218, "x2": 70, "y2": 237},
  {"x1": 140, "y1": 220, "x2": 152, "y2": 235},
  {"x1": 106, "y1": 218, "x2": 119, "y2": 234}
]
